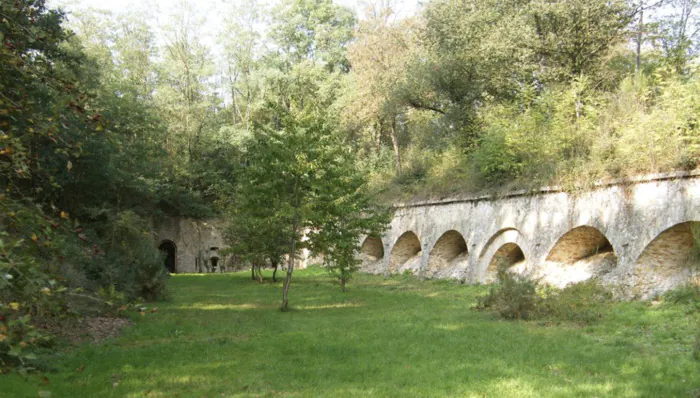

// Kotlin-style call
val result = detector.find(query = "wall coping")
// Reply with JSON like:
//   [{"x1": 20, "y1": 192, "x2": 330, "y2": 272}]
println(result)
[{"x1": 393, "y1": 170, "x2": 700, "y2": 209}]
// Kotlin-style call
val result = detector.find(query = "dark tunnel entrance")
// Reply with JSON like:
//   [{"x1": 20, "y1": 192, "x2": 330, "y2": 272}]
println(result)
[{"x1": 159, "y1": 240, "x2": 177, "y2": 273}]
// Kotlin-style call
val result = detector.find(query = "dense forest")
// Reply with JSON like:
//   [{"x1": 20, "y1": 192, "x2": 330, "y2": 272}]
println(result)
[{"x1": 1, "y1": 0, "x2": 698, "y2": 371}]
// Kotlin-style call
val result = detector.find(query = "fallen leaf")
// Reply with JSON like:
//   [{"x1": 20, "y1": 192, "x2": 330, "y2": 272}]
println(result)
[{"x1": 41, "y1": 376, "x2": 50, "y2": 384}]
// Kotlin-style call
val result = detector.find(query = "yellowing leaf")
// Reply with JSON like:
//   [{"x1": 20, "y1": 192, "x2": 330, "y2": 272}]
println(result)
[
  {"x1": 60, "y1": 211, "x2": 68, "y2": 219},
  {"x1": 9, "y1": 302, "x2": 19, "y2": 310},
  {"x1": 31, "y1": 234, "x2": 38, "y2": 242},
  {"x1": 66, "y1": 161, "x2": 72, "y2": 172}
]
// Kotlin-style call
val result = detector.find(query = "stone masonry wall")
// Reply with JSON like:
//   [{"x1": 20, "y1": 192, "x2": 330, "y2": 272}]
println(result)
[{"x1": 359, "y1": 171, "x2": 700, "y2": 299}]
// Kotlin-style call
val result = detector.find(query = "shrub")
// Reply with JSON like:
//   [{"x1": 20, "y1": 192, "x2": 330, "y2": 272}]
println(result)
[
  {"x1": 475, "y1": 270, "x2": 614, "y2": 323},
  {"x1": 95, "y1": 211, "x2": 169, "y2": 302},
  {"x1": 664, "y1": 284, "x2": 700, "y2": 305},
  {"x1": 0, "y1": 305, "x2": 51, "y2": 374},
  {"x1": 475, "y1": 271, "x2": 540, "y2": 320},
  {"x1": 537, "y1": 280, "x2": 614, "y2": 324},
  {"x1": 694, "y1": 329, "x2": 700, "y2": 362}
]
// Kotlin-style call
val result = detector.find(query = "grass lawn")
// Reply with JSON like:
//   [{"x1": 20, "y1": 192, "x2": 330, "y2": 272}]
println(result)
[{"x1": 2, "y1": 267, "x2": 699, "y2": 397}]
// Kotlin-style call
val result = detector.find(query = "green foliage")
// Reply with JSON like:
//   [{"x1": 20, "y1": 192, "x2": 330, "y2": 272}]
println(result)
[
  {"x1": 664, "y1": 283, "x2": 700, "y2": 318},
  {"x1": 0, "y1": 307, "x2": 51, "y2": 374},
  {"x1": 476, "y1": 270, "x2": 614, "y2": 323},
  {"x1": 97, "y1": 211, "x2": 169, "y2": 302},
  {"x1": 537, "y1": 280, "x2": 614, "y2": 324},
  {"x1": 475, "y1": 271, "x2": 540, "y2": 320},
  {"x1": 228, "y1": 106, "x2": 389, "y2": 303},
  {"x1": 270, "y1": 0, "x2": 356, "y2": 72}
]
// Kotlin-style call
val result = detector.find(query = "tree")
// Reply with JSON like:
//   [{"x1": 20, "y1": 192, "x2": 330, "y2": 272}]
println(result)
[
  {"x1": 233, "y1": 106, "x2": 389, "y2": 309},
  {"x1": 156, "y1": 2, "x2": 215, "y2": 161},
  {"x1": 525, "y1": 0, "x2": 634, "y2": 83},
  {"x1": 344, "y1": 3, "x2": 419, "y2": 176},
  {"x1": 270, "y1": 0, "x2": 356, "y2": 72},
  {"x1": 654, "y1": 0, "x2": 700, "y2": 73},
  {"x1": 220, "y1": 0, "x2": 267, "y2": 135}
]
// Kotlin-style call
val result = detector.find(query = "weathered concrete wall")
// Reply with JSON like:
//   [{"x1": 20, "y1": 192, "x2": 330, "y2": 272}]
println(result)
[
  {"x1": 153, "y1": 218, "x2": 229, "y2": 273},
  {"x1": 153, "y1": 217, "x2": 311, "y2": 273},
  {"x1": 359, "y1": 171, "x2": 700, "y2": 299}
]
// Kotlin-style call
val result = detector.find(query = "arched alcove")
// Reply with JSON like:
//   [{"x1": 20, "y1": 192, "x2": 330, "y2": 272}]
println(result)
[
  {"x1": 484, "y1": 243, "x2": 525, "y2": 283},
  {"x1": 360, "y1": 236, "x2": 384, "y2": 261},
  {"x1": 427, "y1": 230, "x2": 468, "y2": 277},
  {"x1": 543, "y1": 225, "x2": 617, "y2": 286},
  {"x1": 546, "y1": 226, "x2": 615, "y2": 264},
  {"x1": 158, "y1": 240, "x2": 177, "y2": 273},
  {"x1": 359, "y1": 236, "x2": 385, "y2": 272},
  {"x1": 633, "y1": 222, "x2": 699, "y2": 295},
  {"x1": 389, "y1": 231, "x2": 421, "y2": 273}
]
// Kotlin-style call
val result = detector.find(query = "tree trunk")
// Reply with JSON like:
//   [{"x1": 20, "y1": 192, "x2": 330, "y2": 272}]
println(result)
[
  {"x1": 340, "y1": 278, "x2": 346, "y2": 292},
  {"x1": 281, "y1": 237, "x2": 296, "y2": 311},
  {"x1": 374, "y1": 120, "x2": 382, "y2": 154},
  {"x1": 390, "y1": 116, "x2": 402, "y2": 176},
  {"x1": 251, "y1": 264, "x2": 256, "y2": 281},
  {"x1": 636, "y1": 3, "x2": 644, "y2": 74},
  {"x1": 272, "y1": 260, "x2": 278, "y2": 282}
]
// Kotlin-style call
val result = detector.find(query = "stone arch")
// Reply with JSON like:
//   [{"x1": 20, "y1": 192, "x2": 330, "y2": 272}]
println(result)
[
  {"x1": 546, "y1": 226, "x2": 615, "y2": 263},
  {"x1": 478, "y1": 228, "x2": 525, "y2": 282},
  {"x1": 359, "y1": 236, "x2": 385, "y2": 272},
  {"x1": 389, "y1": 231, "x2": 422, "y2": 273},
  {"x1": 483, "y1": 243, "x2": 526, "y2": 284},
  {"x1": 632, "y1": 221, "x2": 699, "y2": 298},
  {"x1": 426, "y1": 230, "x2": 468, "y2": 278},
  {"x1": 542, "y1": 226, "x2": 617, "y2": 287},
  {"x1": 158, "y1": 240, "x2": 177, "y2": 273}
]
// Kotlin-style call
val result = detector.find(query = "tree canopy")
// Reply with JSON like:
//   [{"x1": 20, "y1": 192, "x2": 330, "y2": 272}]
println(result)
[{"x1": 1, "y1": 0, "x2": 699, "y2": 371}]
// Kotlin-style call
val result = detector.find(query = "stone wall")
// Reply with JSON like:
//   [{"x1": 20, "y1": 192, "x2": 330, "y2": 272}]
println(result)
[
  {"x1": 153, "y1": 218, "x2": 230, "y2": 274},
  {"x1": 153, "y1": 217, "x2": 311, "y2": 273},
  {"x1": 359, "y1": 171, "x2": 700, "y2": 299}
]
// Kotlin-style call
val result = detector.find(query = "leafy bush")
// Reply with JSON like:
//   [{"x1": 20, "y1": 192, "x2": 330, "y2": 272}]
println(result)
[
  {"x1": 94, "y1": 211, "x2": 169, "y2": 302},
  {"x1": 475, "y1": 271, "x2": 540, "y2": 320},
  {"x1": 475, "y1": 270, "x2": 614, "y2": 323},
  {"x1": 537, "y1": 280, "x2": 614, "y2": 324},
  {"x1": 0, "y1": 304, "x2": 51, "y2": 374},
  {"x1": 694, "y1": 330, "x2": 700, "y2": 362},
  {"x1": 664, "y1": 284, "x2": 700, "y2": 305}
]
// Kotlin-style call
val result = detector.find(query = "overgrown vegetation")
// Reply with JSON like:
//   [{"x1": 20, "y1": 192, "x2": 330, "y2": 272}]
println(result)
[
  {"x1": 2, "y1": 0, "x2": 700, "y2": 377},
  {"x1": 475, "y1": 270, "x2": 614, "y2": 324},
  {"x1": 3, "y1": 270, "x2": 699, "y2": 397}
]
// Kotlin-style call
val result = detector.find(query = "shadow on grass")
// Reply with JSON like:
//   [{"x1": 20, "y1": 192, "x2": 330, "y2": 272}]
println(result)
[{"x1": 3, "y1": 270, "x2": 699, "y2": 397}]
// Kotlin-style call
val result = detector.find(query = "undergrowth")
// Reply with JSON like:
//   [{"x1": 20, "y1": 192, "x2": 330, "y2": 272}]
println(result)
[{"x1": 474, "y1": 270, "x2": 614, "y2": 324}]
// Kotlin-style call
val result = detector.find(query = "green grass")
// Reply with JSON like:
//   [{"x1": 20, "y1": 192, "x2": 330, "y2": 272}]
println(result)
[{"x1": 3, "y1": 268, "x2": 699, "y2": 397}]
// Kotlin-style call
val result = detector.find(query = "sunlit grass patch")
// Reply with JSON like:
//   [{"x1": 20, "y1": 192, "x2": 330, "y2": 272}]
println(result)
[{"x1": 2, "y1": 267, "x2": 699, "y2": 397}]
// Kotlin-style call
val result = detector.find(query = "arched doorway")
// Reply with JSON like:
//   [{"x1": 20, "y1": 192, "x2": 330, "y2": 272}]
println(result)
[{"x1": 159, "y1": 240, "x2": 177, "y2": 273}]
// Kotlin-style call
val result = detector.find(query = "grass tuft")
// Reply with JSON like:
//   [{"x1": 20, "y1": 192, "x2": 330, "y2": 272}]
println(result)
[{"x1": 2, "y1": 268, "x2": 699, "y2": 397}]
